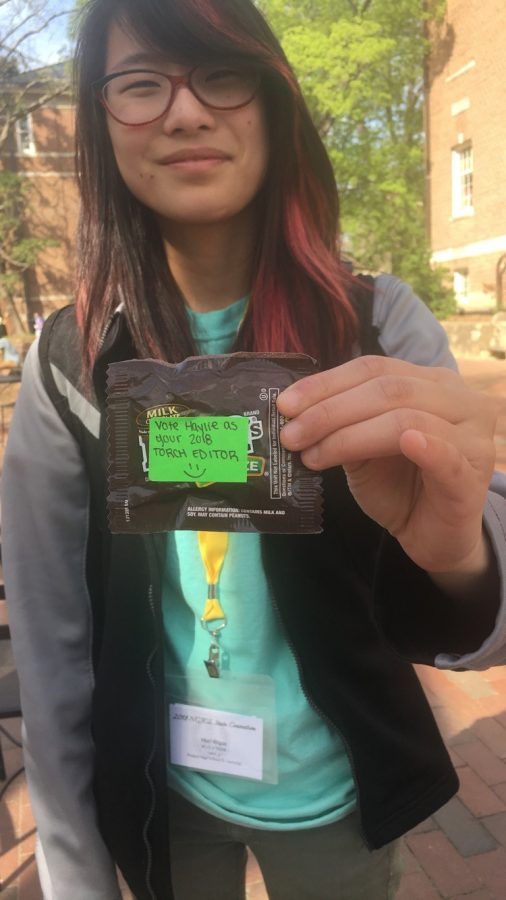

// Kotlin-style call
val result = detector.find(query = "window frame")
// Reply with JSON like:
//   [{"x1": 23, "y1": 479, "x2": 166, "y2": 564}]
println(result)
[
  {"x1": 451, "y1": 142, "x2": 474, "y2": 219},
  {"x1": 453, "y1": 268, "x2": 469, "y2": 299},
  {"x1": 15, "y1": 113, "x2": 36, "y2": 156}
]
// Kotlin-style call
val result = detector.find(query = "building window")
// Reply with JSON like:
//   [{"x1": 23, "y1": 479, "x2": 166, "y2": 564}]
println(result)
[
  {"x1": 452, "y1": 144, "x2": 474, "y2": 217},
  {"x1": 453, "y1": 268, "x2": 469, "y2": 299},
  {"x1": 15, "y1": 114, "x2": 36, "y2": 155}
]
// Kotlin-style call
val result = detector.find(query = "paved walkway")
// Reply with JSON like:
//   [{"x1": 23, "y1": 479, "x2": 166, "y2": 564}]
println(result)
[
  {"x1": 3, "y1": 663, "x2": 506, "y2": 899},
  {"x1": 2, "y1": 354, "x2": 506, "y2": 898}
]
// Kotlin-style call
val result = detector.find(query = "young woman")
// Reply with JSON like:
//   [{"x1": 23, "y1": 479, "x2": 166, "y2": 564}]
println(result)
[{"x1": 3, "y1": 0, "x2": 506, "y2": 898}]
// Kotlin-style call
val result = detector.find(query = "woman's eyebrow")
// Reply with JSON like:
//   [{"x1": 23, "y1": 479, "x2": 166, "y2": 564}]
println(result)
[{"x1": 110, "y1": 50, "x2": 168, "y2": 71}]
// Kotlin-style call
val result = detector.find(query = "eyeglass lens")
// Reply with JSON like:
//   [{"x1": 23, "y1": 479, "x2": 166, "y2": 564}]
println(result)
[{"x1": 103, "y1": 65, "x2": 259, "y2": 125}]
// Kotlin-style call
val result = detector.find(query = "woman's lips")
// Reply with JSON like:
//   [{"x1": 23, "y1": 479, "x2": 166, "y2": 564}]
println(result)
[
  {"x1": 164, "y1": 157, "x2": 229, "y2": 172},
  {"x1": 158, "y1": 148, "x2": 231, "y2": 171}
]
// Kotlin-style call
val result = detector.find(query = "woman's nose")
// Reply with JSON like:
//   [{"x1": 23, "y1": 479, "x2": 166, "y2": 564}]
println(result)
[{"x1": 161, "y1": 83, "x2": 215, "y2": 133}]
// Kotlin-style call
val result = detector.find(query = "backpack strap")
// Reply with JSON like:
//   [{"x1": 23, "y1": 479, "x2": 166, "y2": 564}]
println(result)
[
  {"x1": 37, "y1": 280, "x2": 384, "y2": 431},
  {"x1": 348, "y1": 274, "x2": 385, "y2": 357},
  {"x1": 38, "y1": 305, "x2": 101, "y2": 445}
]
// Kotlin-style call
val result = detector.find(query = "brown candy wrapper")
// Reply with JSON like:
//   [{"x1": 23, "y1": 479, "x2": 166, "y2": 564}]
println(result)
[{"x1": 106, "y1": 352, "x2": 323, "y2": 534}]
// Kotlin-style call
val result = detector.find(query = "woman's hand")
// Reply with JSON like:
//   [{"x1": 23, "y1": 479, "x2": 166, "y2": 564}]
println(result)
[{"x1": 278, "y1": 356, "x2": 500, "y2": 578}]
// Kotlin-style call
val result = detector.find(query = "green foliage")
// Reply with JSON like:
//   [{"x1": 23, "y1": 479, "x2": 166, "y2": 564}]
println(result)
[
  {"x1": 68, "y1": 0, "x2": 89, "y2": 40},
  {"x1": 0, "y1": 171, "x2": 56, "y2": 316},
  {"x1": 258, "y1": 0, "x2": 454, "y2": 317},
  {"x1": 0, "y1": 1, "x2": 69, "y2": 329}
]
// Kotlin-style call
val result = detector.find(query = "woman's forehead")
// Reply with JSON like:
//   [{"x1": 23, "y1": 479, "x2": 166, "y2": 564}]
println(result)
[{"x1": 105, "y1": 20, "x2": 194, "y2": 74}]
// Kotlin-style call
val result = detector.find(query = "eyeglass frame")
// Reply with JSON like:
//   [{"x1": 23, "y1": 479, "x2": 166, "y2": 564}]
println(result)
[{"x1": 93, "y1": 64, "x2": 262, "y2": 126}]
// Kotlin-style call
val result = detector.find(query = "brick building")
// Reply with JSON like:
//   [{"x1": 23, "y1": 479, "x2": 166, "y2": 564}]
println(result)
[
  {"x1": 426, "y1": 0, "x2": 506, "y2": 313},
  {"x1": 0, "y1": 63, "x2": 78, "y2": 331}
]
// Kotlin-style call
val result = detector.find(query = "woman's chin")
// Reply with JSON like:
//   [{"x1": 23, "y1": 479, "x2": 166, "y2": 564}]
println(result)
[{"x1": 157, "y1": 202, "x2": 255, "y2": 230}]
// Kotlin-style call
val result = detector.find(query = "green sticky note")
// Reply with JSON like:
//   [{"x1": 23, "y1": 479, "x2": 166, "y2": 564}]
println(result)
[{"x1": 148, "y1": 416, "x2": 249, "y2": 483}]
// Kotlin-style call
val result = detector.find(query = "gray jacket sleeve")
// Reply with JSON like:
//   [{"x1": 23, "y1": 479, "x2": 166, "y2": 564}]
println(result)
[
  {"x1": 1, "y1": 341, "x2": 121, "y2": 900},
  {"x1": 373, "y1": 274, "x2": 506, "y2": 670}
]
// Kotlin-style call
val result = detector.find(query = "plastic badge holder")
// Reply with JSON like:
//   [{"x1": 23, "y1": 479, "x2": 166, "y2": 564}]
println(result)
[{"x1": 167, "y1": 670, "x2": 278, "y2": 784}]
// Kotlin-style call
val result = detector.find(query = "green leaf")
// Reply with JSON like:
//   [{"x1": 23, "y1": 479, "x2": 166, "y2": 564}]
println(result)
[{"x1": 261, "y1": 0, "x2": 452, "y2": 315}]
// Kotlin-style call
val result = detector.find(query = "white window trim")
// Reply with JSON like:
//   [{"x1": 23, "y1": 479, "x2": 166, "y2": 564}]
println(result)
[
  {"x1": 453, "y1": 268, "x2": 469, "y2": 299},
  {"x1": 15, "y1": 114, "x2": 36, "y2": 156},
  {"x1": 445, "y1": 59, "x2": 476, "y2": 83},
  {"x1": 432, "y1": 235, "x2": 506, "y2": 264},
  {"x1": 451, "y1": 143, "x2": 474, "y2": 219}
]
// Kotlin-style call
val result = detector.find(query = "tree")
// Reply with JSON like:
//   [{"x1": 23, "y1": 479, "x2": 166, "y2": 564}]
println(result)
[
  {"x1": 0, "y1": 169, "x2": 58, "y2": 330},
  {"x1": 259, "y1": 0, "x2": 455, "y2": 317},
  {"x1": 0, "y1": 0, "x2": 70, "y2": 332}
]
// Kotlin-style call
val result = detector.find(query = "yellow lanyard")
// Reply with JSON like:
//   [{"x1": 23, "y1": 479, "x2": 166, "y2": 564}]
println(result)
[
  {"x1": 198, "y1": 531, "x2": 229, "y2": 676},
  {"x1": 199, "y1": 530, "x2": 229, "y2": 623}
]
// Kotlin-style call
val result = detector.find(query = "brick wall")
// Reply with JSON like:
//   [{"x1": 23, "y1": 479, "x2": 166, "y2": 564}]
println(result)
[
  {"x1": 427, "y1": 0, "x2": 506, "y2": 310},
  {"x1": 0, "y1": 99, "x2": 79, "y2": 330}
]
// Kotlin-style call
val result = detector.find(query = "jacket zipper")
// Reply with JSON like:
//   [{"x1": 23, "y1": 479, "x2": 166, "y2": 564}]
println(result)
[
  {"x1": 98, "y1": 292, "x2": 125, "y2": 354},
  {"x1": 263, "y1": 559, "x2": 370, "y2": 848},
  {"x1": 97, "y1": 309, "x2": 119, "y2": 354},
  {"x1": 142, "y1": 582, "x2": 159, "y2": 900}
]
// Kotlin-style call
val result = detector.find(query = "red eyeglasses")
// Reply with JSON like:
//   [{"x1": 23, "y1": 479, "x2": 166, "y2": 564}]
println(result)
[{"x1": 94, "y1": 64, "x2": 261, "y2": 125}]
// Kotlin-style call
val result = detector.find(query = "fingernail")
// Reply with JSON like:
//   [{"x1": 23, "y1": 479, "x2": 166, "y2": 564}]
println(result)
[
  {"x1": 280, "y1": 421, "x2": 302, "y2": 447},
  {"x1": 278, "y1": 387, "x2": 300, "y2": 416},
  {"x1": 302, "y1": 447, "x2": 319, "y2": 468}
]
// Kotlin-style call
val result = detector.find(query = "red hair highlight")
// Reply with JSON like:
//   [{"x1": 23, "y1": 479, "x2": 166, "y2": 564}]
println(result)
[{"x1": 74, "y1": 0, "x2": 358, "y2": 376}]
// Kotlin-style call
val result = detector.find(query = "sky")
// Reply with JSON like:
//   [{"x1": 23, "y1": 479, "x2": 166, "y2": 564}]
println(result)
[{"x1": 0, "y1": 0, "x2": 73, "y2": 69}]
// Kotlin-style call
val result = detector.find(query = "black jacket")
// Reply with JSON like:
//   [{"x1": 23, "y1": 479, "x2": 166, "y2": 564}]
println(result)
[{"x1": 4, "y1": 278, "x2": 501, "y2": 900}]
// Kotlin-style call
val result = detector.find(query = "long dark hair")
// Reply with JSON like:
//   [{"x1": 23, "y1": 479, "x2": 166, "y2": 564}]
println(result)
[{"x1": 74, "y1": 0, "x2": 358, "y2": 373}]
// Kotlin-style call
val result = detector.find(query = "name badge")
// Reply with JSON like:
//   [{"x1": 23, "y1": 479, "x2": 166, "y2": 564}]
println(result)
[{"x1": 170, "y1": 702, "x2": 264, "y2": 781}]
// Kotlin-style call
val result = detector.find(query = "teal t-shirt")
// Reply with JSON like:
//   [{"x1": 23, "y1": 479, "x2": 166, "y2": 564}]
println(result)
[{"x1": 163, "y1": 297, "x2": 356, "y2": 829}]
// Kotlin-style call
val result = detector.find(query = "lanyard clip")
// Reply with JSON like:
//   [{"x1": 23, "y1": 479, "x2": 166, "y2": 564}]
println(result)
[
  {"x1": 204, "y1": 642, "x2": 220, "y2": 679},
  {"x1": 201, "y1": 617, "x2": 227, "y2": 635}
]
